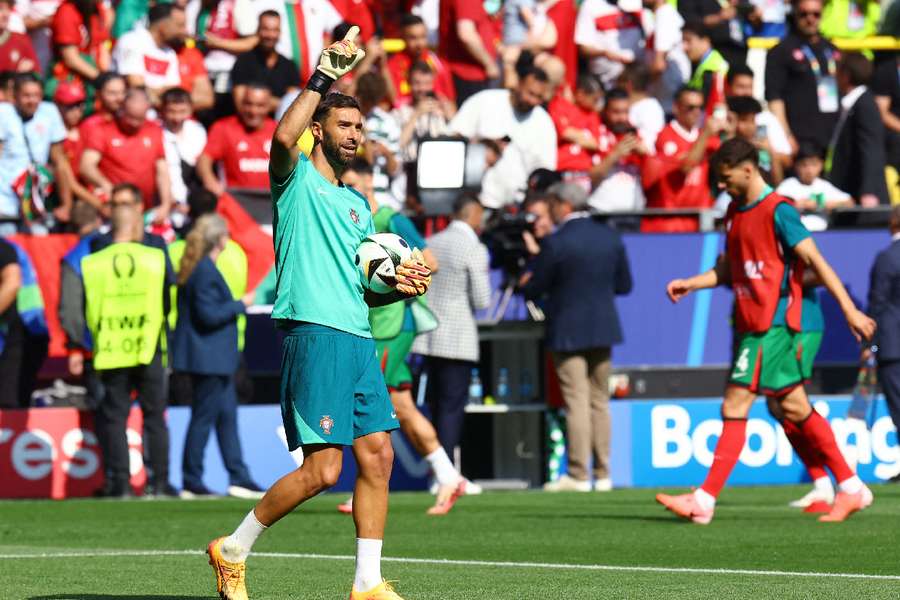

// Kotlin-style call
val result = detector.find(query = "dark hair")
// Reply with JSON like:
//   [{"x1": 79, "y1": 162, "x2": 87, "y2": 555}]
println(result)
[
  {"x1": 674, "y1": 85, "x2": 703, "y2": 103},
  {"x1": 400, "y1": 13, "x2": 425, "y2": 28},
  {"x1": 242, "y1": 81, "x2": 273, "y2": 95},
  {"x1": 148, "y1": 3, "x2": 181, "y2": 24},
  {"x1": 523, "y1": 191, "x2": 551, "y2": 210},
  {"x1": 714, "y1": 138, "x2": 759, "y2": 169},
  {"x1": 188, "y1": 188, "x2": 218, "y2": 220},
  {"x1": 346, "y1": 157, "x2": 374, "y2": 175},
  {"x1": 453, "y1": 192, "x2": 482, "y2": 217},
  {"x1": 726, "y1": 63, "x2": 754, "y2": 86},
  {"x1": 838, "y1": 52, "x2": 873, "y2": 87},
  {"x1": 796, "y1": 141, "x2": 824, "y2": 161},
  {"x1": 312, "y1": 92, "x2": 361, "y2": 125},
  {"x1": 520, "y1": 66, "x2": 549, "y2": 84},
  {"x1": 605, "y1": 87, "x2": 629, "y2": 103},
  {"x1": 95, "y1": 71, "x2": 126, "y2": 92},
  {"x1": 575, "y1": 73, "x2": 602, "y2": 94},
  {"x1": 409, "y1": 61, "x2": 434, "y2": 77},
  {"x1": 527, "y1": 168, "x2": 562, "y2": 192},
  {"x1": 161, "y1": 87, "x2": 192, "y2": 105},
  {"x1": 111, "y1": 182, "x2": 144, "y2": 204},
  {"x1": 258, "y1": 9, "x2": 280, "y2": 21},
  {"x1": 355, "y1": 72, "x2": 389, "y2": 105},
  {"x1": 682, "y1": 19, "x2": 710, "y2": 39},
  {"x1": 71, "y1": 200, "x2": 100, "y2": 229},
  {"x1": 726, "y1": 95, "x2": 762, "y2": 115},
  {"x1": 13, "y1": 72, "x2": 42, "y2": 93},
  {"x1": 620, "y1": 63, "x2": 651, "y2": 92},
  {"x1": 0, "y1": 70, "x2": 16, "y2": 89},
  {"x1": 72, "y1": 0, "x2": 97, "y2": 36}
]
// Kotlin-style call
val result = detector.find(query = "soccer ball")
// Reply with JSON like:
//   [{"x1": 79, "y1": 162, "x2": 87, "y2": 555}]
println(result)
[{"x1": 355, "y1": 233, "x2": 412, "y2": 294}]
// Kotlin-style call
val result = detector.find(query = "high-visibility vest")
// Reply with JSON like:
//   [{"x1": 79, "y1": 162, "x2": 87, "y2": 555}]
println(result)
[
  {"x1": 82, "y1": 242, "x2": 166, "y2": 370},
  {"x1": 168, "y1": 238, "x2": 248, "y2": 351},
  {"x1": 687, "y1": 49, "x2": 729, "y2": 92}
]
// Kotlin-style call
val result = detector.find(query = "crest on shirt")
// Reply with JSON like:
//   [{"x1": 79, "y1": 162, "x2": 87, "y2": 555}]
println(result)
[
  {"x1": 349, "y1": 208, "x2": 359, "y2": 224},
  {"x1": 793, "y1": 48, "x2": 805, "y2": 62},
  {"x1": 237, "y1": 141, "x2": 249, "y2": 152},
  {"x1": 319, "y1": 415, "x2": 335, "y2": 435}
]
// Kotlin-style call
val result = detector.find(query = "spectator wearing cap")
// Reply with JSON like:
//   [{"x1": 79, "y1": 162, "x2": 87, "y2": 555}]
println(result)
[
  {"x1": 681, "y1": 20, "x2": 729, "y2": 109},
  {"x1": 826, "y1": 52, "x2": 889, "y2": 207},
  {"x1": 765, "y1": 0, "x2": 838, "y2": 155},
  {"x1": 388, "y1": 14, "x2": 456, "y2": 108},
  {"x1": 575, "y1": 0, "x2": 643, "y2": 89},
  {"x1": 677, "y1": 0, "x2": 748, "y2": 67},
  {"x1": 230, "y1": 10, "x2": 300, "y2": 114},
  {"x1": 0, "y1": 72, "x2": 74, "y2": 232},
  {"x1": 588, "y1": 87, "x2": 649, "y2": 213},
  {"x1": 438, "y1": 0, "x2": 500, "y2": 105},
  {"x1": 642, "y1": 86, "x2": 722, "y2": 233},
  {"x1": 776, "y1": 142, "x2": 852, "y2": 230},
  {"x1": 160, "y1": 87, "x2": 207, "y2": 212},
  {"x1": 112, "y1": 3, "x2": 186, "y2": 107},
  {"x1": 54, "y1": 81, "x2": 103, "y2": 210},
  {"x1": 521, "y1": 182, "x2": 632, "y2": 493},
  {"x1": 80, "y1": 87, "x2": 173, "y2": 223},
  {"x1": 196, "y1": 83, "x2": 276, "y2": 195},
  {"x1": 0, "y1": 0, "x2": 39, "y2": 73},
  {"x1": 548, "y1": 73, "x2": 603, "y2": 188}
]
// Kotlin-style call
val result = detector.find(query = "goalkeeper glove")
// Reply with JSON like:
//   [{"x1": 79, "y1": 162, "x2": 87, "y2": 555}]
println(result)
[
  {"x1": 396, "y1": 248, "x2": 432, "y2": 297},
  {"x1": 307, "y1": 26, "x2": 366, "y2": 94}
]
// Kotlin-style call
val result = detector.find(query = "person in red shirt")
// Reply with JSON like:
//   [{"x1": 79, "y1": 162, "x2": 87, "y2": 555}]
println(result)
[
  {"x1": 196, "y1": 83, "x2": 276, "y2": 194},
  {"x1": 79, "y1": 87, "x2": 173, "y2": 222},
  {"x1": 642, "y1": 86, "x2": 723, "y2": 232},
  {"x1": 175, "y1": 40, "x2": 214, "y2": 112},
  {"x1": 54, "y1": 80, "x2": 103, "y2": 209},
  {"x1": 0, "y1": 0, "x2": 40, "y2": 73},
  {"x1": 549, "y1": 73, "x2": 603, "y2": 178},
  {"x1": 50, "y1": 0, "x2": 111, "y2": 83},
  {"x1": 438, "y1": 0, "x2": 499, "y2": 104},
  {"x1": 387, "y1": 14, "x2": 456, "y2": 107}
]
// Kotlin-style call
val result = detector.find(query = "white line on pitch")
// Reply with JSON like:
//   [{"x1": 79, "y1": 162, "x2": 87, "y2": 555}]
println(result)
[{"x1": 0, "y1": 549, "x2": 898, "y2": 582}]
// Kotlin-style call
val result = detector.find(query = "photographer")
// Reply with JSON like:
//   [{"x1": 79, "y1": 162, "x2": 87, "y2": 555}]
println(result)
[
  {"x1": 394, "y1": 61, "x2": 455, "y2": 163},
  {"x1": 521, "y1": 182, "x2": 632, "y2": 492}
]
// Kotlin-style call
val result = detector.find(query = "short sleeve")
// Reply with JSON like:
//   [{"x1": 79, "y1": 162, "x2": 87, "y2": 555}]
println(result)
[
  {"x1": 0, "y1": 239, "x2": 17, "y2": 270},
  {"x1": 82, "y1": 123, "x2": 106, "y2": 153},
  {"x1": 52, "y1": 4, "x2": 82, "y2": 46},
  {"x1": 48, "y1": 104, "x2": 67, "y2": 144},
  {"x1": 871, "y1": 61, "x2": 897, "y2": 98},
  {"x1": 455, "y1": 0, "x2": 483, "y2": 21},
  {"x1": 270, "y1": 152, "x2": 309, "y2": 198},
  {"x1": 388, "y1": 213, "x2": 427, "y2": 249},
  {"x1": 654, "y1": 7, "x2": 684, "y2": 53},
  {"x1": 113, "y1": 37, "x2": 145, "y2": 76},
  {"x1": 764, "y1": 45, "x2": 788, "y2": 102},
  {"x1": 574, "y1": 0, "x2": 597, "y2": 46},
  {"x1": 153, "y1": 126, "x2": 166, "y2": 160},
  {"x1": 201, "y1": 121, "x2": 227, "y2": 160},
  {"x1": 774, "y1": 201, "x2": 811, "y2": 249}
]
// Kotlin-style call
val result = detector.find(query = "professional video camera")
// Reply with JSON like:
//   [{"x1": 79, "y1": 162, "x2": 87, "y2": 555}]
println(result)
[{"x1": 482, "y1": 208, "x2": 537, "y2": 280}]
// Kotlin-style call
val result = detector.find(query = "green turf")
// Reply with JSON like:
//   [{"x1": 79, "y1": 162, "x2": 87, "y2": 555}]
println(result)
[{"x1": 2, "y1": 485, "x2": 899, "y2": 599}]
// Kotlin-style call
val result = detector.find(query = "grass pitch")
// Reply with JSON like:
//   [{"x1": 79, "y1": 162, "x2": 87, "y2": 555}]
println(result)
[{"x1": 2, "y1": 484, "x2": 900, "y2": 599}]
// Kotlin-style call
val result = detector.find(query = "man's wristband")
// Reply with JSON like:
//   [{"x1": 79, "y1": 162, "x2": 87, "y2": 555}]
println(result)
[{"x1": 306, "y1": 70, "x2": 336, "y2": 95}]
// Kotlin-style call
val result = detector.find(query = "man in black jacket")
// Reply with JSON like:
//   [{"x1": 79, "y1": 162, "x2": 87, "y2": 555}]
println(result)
[
  {"x1": 522, "y1": 183, "x2": 633, "y2": 492},
  {"x1": 826, "y1": 52, "x2": 890, "y2": 206},
  {"x1": 867, "y1": 205, "x2": 900, "y2": 481}
]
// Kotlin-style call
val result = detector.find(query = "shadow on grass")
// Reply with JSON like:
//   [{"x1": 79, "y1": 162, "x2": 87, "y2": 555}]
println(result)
[{"x1": 28, "y1": 596, "x2": 209, "y2": 599}]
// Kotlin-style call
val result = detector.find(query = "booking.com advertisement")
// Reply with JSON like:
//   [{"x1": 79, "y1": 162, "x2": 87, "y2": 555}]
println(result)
[{"x1": 0, "y1": 397, "x2": 897, "y2": 498}]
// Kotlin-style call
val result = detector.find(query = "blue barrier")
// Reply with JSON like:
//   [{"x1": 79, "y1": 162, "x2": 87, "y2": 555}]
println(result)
[{"x1": 166, "y1": 395, "x2": 897, "y2": 493}]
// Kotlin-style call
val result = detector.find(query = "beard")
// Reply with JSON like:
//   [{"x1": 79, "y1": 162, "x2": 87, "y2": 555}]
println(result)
[{"x1": 322, "y1": 135, "x2": 355, "y2": 168}]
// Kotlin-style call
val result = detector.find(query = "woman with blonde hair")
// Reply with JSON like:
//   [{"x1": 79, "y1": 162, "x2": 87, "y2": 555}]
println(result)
[{"x1": 172, "y1": 214, "x2": 262, "y2": 498}]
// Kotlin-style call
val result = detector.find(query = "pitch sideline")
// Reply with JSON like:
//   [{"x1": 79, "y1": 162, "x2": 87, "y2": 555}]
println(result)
[{"x1": 1, "y1": 549, "x2": 899, "y2": 581}]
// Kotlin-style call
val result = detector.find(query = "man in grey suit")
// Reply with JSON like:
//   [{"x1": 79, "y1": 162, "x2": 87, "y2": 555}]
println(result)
[{"x1": 413, "y1": 194, "x2": 492, "y2": 461}]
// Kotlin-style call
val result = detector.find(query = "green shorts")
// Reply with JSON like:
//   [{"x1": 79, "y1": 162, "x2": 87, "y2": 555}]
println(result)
[
  {"x1": 375, "y1": 331, "x2": 415, "y2": 391},
  {"x1": 729, "y1": 326, "x2": 804, "y2": 396},
  {"x1": 279, "y1": 323, "x2": 398, "y2": 449},
  {"x1": 796, "y1": 331, "x2": 823, "y2": 381}
]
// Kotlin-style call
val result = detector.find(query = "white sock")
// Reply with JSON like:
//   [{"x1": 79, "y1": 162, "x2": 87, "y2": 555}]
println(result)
[
  {"x1": 813, "y1": 476, "x2": 833, "y2": 494},
  {"x1": 353, "y1": 538, "x2": 383, "y2": 592},
  {"x1": 838, "y1": 475, "x2": 863, "y2": 495},
  {"x1": 222, "y1": 509, "x2": 267, "y2": 563},
  {"x1": 693, "y1": 488, "x2": 716, "y2": 511},
  {"x1": 425, "y1": 447, "x2": 459, "y2": 487}
]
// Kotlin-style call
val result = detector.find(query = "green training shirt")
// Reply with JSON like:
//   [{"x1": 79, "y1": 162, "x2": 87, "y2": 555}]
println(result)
[{"x1": 271, "y1": 153, "x2": 374, "y2": 337}]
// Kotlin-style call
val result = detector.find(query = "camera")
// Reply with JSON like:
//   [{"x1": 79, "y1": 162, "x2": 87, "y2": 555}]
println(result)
[{"x1": 482, "y1": 209, "x2": 538, "y2": 280}]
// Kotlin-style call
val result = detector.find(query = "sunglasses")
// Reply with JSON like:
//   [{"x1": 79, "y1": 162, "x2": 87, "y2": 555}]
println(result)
[
  {"x1": 797, "y1": 10, "x2": 821, "y2": 17},
  {"x1": 684, "y1": 104, "x2": 704, "y2": 111}
]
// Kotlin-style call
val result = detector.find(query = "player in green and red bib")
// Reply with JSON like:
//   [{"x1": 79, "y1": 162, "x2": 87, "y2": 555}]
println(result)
[{"x1": 657, "y1": 138, "x2": 876, "y2": 525}]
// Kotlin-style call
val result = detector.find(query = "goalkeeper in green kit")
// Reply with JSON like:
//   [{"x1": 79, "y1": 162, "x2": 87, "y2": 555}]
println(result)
[{"x1": 205, "y1": 27, "x2": 431, "y2": 600}]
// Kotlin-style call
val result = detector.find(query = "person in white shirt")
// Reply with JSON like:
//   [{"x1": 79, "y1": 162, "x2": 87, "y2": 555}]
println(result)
[
  {"x1": 113, "y1": 4, "x2": 185, "y2": 106},
  {"x1": 725, "y1": 63, "x2": 792, "y2": 160},
  {"x1": 641, "y1": 0, "x2": 689, "y2": 113},
  {"x1": 450, "y1": 66, "x2": 557, "y2": 208},
  {"x1": 619, "y1": 62, "x2": 664, "y2": 149},
  {"x1": 575, "y1": 0, "x2": 644, "y2": 88},
  {"x1": 776, "y1": 142, "x2": 852, "y2": 231},
  {"x1": 160, "y1": 88, "x2": 207, "y2": 217}
]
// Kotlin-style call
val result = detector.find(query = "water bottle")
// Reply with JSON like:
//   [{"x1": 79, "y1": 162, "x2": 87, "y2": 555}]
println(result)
[
  {"x1": 496, "y1": 368, "x2": 509, "y2": 403},
  {"x1": 468, "y1": 368, "x2": 483, "y2": 405}
]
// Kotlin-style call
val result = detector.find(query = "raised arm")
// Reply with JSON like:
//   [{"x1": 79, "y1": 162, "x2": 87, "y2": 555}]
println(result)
[{"x1": 271, "y1": 27, "x2": 365, "y2": 179}]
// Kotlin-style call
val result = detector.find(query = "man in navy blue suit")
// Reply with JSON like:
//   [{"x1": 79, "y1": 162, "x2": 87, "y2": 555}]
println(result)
[
  {"x1": 522, "y1": 182, "x2": 633, "y2": 492},
  {"x1": 867, "y1": 205, "x2": 900, "y2": 481}
]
